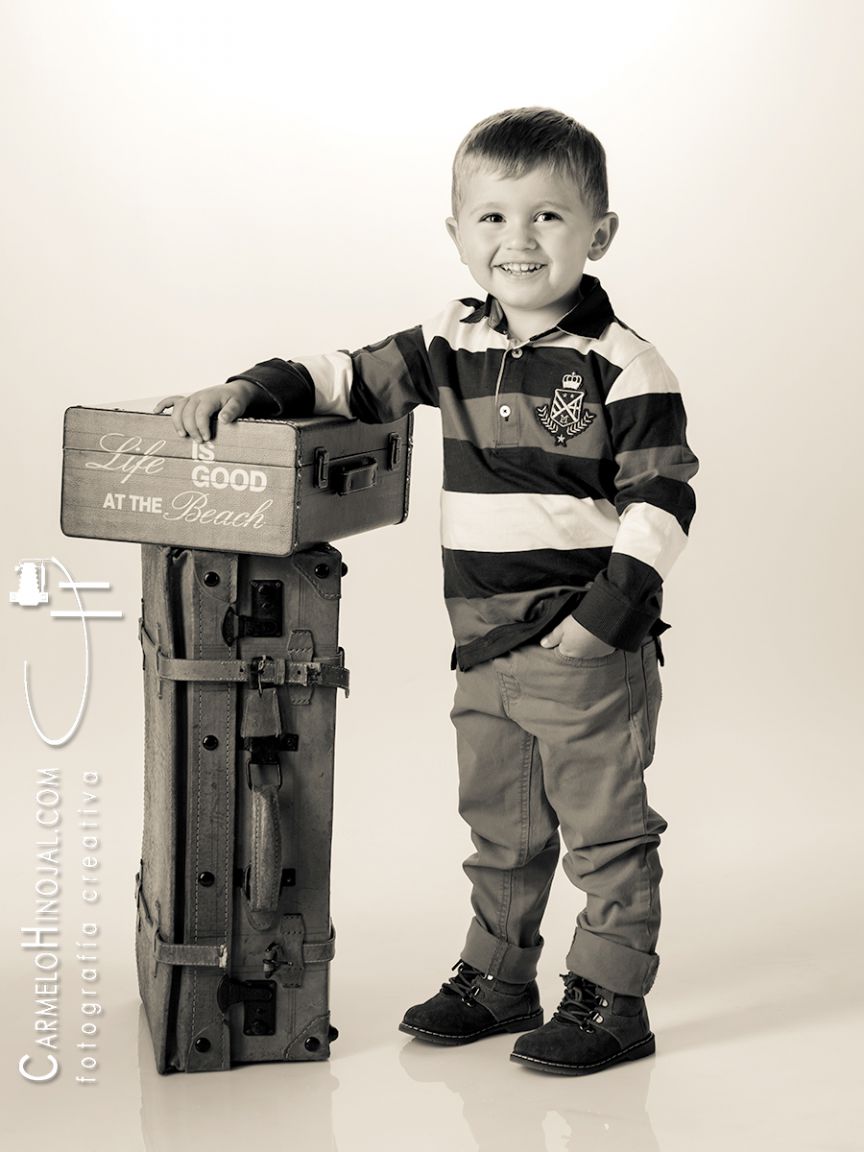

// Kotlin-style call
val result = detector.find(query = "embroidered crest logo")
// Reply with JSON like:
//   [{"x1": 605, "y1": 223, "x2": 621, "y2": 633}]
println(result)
[{"x1": 535, "y1": 373, "x2": 595, "y2": 446}]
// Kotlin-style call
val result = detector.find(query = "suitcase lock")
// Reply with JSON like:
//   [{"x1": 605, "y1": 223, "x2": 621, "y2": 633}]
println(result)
[
  {"x1": 221, "y1": 581, "x2": 284, "y2": 646},
  {"x1": 216, "y1": 977, "x2": 277, "y2": 1036},
  {"x1": 387, "y1": 432, "x2": 402, "y2": 469},
  {"x1": 314, "y1": 447, "x2": 330, "y2": 489},
  {"x1": 243, "y1": 733, "x2": 298, "y2": 775}
]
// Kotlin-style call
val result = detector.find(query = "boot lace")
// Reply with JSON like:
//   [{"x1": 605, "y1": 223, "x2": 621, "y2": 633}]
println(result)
[
  {"x1": 553, "y1": 973, "x2": 608, "y2": 1032},
  {"x1": 442, "y1": 961, "x2": 485, "y2": 1005}
]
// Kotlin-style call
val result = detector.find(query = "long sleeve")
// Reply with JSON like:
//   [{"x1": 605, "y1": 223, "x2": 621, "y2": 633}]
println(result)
[
  {"x1": 225, "y1": 325, "x2": 438, "y2": 422},
  {"x1": 571, "y1": 345, "x2": 698, "y2": 650}
]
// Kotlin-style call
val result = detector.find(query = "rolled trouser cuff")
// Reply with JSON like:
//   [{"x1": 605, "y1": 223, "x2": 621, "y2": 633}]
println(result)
[
  {"x1": 461, "y1": 918, "x2": 544, "y2": 983},
  {"x1": 567, "y1": 929, "x2": 659, "y2": 997}
]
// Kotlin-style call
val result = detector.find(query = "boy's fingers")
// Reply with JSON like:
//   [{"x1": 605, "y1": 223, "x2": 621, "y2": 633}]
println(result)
[
  {"x1": 181, "y1": 402, "x2": 204, "y2": 442},
  {"x1": 218, "y1": 397, "x2": 242, "y2": 423},
  {"x1": 154, "y1": 387, "x2": 236, "y2": 440},
  {"x1": 155, "y1": 394, "x2": 191, "y2": 437},
  {"x1": 184, "y1": 399, "x2": 216, "y2": 443},
  {"x1": 540, "y1": 625, "x2": 562, "y2": 648},
  {"x1": 179, "y1": 400, "x2": 202, "y2": 440},
  {"x1": 195, "y1": 406, "x2": 215, "y2": 442},
  {"x1": 168, "y1": 397, "x2": 190, "y2": 437}
]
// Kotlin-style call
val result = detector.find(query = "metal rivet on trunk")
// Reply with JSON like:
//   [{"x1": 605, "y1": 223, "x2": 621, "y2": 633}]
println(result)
[
  {"x1": 197, "y1": 872, "x2": 215, "y2": 887},
  {"x1": 304, "y1": 1037, "x2": 321, "y2": 1052},
  {"x1": 203, "y1": 571, "x2": 220, "y2": 587},
  {"x1": 194, "y1": 1037, "x2": 211, "y2": 1053},
  {"x1": 202, "y1": 735, "x2": 219, "y2": 751},
  {"x1": 314, "y1": 564, "x2": 330, "y2": 579}
]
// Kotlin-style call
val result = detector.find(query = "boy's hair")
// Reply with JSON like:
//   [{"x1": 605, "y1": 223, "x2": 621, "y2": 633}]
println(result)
[{"x1": 451, "y1": 107, "x2": 609, "y2": 220}]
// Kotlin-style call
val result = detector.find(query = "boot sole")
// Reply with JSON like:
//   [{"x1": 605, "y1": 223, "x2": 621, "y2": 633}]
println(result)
[
  {"x1": 510, "y1": 1032, "x2": 656, "y2": 1075},
  {"x1": 399, "y1": 1009, "x2": 544, "y2": 1047}
]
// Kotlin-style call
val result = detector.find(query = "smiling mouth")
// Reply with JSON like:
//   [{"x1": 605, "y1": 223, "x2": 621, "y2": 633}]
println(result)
[{"x1": 497, "y1": 262, "x2": 545, "y2": 277}]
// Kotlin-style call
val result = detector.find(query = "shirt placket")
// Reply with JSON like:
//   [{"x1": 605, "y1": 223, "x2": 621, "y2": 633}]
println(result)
[{"x1": 492, "y1": 340, "x2": 527, "y2": 449}]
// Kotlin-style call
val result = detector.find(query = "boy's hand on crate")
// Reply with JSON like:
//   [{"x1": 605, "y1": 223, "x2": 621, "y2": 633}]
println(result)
[{"x1": 154, "y1": 381, "x2": 263, "y2": 442}]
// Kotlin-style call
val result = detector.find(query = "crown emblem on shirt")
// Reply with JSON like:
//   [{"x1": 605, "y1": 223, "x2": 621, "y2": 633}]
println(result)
[{"x1": 535, "y1": 373, "x2": 595, "y2": 446}]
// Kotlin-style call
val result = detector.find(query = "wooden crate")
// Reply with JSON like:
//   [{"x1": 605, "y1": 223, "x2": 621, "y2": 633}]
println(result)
[{"x1": 61, "y1": 402, "x2": 412, "y2": 555}]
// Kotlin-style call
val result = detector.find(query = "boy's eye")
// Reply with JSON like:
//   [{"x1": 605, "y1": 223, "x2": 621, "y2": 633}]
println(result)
[
  {"x1": 535, "y1": 211, "x2": 561, "y2": 222},
  {"x1": 479, "y1": 213, "x2": 504, "y2": 223}
]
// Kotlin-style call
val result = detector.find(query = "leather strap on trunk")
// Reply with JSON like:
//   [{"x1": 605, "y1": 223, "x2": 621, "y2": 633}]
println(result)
[
  {"x1": 136, "y1": 875, "x2": 228, "y2": 969},
  {"x1": 140, "y1": 622, "x2": 350, "y2": 694},
  {"x1": 262, "y1": 915, "x2": 336, "y2": 987}
]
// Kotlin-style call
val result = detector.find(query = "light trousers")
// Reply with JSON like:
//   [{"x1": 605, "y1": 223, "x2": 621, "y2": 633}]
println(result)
[{"x1": 454, "y1": 637, "x2": 666, "y2": 997}]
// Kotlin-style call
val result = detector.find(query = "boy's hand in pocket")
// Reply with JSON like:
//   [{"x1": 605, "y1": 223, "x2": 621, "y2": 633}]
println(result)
[{"x1": 540, "y1": 617, "x2": 615, "y2": 659}]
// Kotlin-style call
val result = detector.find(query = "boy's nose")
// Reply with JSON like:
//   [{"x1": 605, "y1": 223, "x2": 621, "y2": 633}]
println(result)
[{"x1": 504, "y1": 222, "x2": 538, "y2": 249}]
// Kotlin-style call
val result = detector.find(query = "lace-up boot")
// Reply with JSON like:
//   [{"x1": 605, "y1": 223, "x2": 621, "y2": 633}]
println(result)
[
  {"x1": 399, "y1": 961, "x2": 543, "y2": 1045},
  {"x1": 510, "y1": 972, "x2": 654, "y2": 1075}
]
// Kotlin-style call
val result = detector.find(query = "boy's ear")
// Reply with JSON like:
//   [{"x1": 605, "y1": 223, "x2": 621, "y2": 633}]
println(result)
[
  {"x1": 587, "y1": 212, "x2": 619, "y2": 262},
  {"x1": 445, "y1": 216, "x2": 466, "y2": 264}
]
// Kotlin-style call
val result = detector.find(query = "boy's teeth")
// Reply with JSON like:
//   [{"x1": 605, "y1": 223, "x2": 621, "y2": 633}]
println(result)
[{"x1": 501, "y1": 263, "x2": 542, "y2": 272}]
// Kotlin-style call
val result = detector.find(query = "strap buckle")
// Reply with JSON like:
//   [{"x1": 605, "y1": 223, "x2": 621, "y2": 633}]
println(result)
[
  {"x1": 249, "y1": 654, "x2": 273, "y2": 696},
  {"x1": 246, "y1": 757, "x2": 283, "y2": 791}
]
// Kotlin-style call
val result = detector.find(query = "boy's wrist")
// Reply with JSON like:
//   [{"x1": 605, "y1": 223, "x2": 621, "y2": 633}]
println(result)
[
  {"x1": 571, "y1": 581, "x2": 655, "y2": 653},
  {"x1": 225, "y1": 359, "x2": 317, "y2": 419}
]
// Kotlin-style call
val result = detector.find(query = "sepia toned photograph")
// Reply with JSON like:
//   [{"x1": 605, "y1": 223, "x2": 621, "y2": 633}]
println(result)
[{"x1": 2, "y1": 2, "x2": 862, "y2": 1149}]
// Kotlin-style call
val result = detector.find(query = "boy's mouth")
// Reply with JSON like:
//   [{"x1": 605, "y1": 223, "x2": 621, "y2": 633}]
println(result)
[{"x1": 497, "y1": 262, "x2": 545, "y2": 277}]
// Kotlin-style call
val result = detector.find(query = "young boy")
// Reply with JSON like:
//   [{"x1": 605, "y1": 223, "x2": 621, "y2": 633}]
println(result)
[{"x1": 158, "y1": 107, "x2": 698, "y2": 1076}]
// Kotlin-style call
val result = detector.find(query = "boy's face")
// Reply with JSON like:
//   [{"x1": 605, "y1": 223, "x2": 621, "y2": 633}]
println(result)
[{"x1": 446, "y1": 164, "x2": 618, "y2": 338}]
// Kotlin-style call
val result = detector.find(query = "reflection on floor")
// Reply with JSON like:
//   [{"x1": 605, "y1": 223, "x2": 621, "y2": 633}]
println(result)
[
  {"x1": 6, "y1": 891, "x2": 864, "y2": 1152},
  {"x1": 131, "y1": 942, "x2": 862, "y2": 1152}
]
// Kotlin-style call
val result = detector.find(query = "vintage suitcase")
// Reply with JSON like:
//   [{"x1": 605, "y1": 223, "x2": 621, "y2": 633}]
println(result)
[
  {"x1": 61, "y1": 401, "x2": 412, "y2": 556},
  {"x1": 135, "y1": 541, "x2": 348, "y2": 1073}
]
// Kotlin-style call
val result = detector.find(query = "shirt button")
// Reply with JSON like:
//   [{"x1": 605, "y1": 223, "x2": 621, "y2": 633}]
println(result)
[
  {"x1": 499, "y1": 404, "x2": 511, "y2": 419},
  {"x1": 511, "y1": 348, "x2": 523, "y2": 358}
]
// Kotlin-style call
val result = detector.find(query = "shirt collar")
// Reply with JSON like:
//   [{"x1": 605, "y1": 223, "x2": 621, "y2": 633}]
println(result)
[{"x1": 460, "y1": 275, "x2": 615, "y2": 341}]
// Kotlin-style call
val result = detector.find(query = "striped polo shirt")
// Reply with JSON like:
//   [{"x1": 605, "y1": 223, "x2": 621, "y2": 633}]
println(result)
[{"x1": 230, "y1": 276, "x2": 698, "y2": 670}]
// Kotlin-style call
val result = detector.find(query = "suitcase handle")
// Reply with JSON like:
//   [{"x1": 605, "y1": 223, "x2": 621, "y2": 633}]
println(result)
[
  {"x1": 248, "y1": 782, "x2": 282, "y2": 915},
  {"x1": 333, "y1": 456, "x2": 378, "y2": 496},
  {"x1": 243, "y1": 690, "x2": 286, "y2": 918},
  {"x1": 313, "y1": 449, "x2": 379, "y2": 495}
]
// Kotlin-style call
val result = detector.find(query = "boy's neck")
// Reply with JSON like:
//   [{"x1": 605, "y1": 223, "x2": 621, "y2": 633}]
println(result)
[
  {"x1": 497, "y1": 279, "x2": 588, "y2": 344},
  {"x1": 502, "y1": 305, "x2": 564, "y2": 343}
]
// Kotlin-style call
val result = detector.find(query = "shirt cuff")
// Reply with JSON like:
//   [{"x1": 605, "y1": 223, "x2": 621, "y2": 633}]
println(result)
[
  {"x1": 225, "y1": 359, "x2": 316, "y2": 419},
  {"x1": 571, "y1": 575, "x2": 659, "y2": 652}
]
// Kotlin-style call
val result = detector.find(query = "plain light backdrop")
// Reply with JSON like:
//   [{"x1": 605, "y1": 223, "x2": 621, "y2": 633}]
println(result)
[{"x1": 2, "y1": 1, "x2": 862, "y2": 1148}]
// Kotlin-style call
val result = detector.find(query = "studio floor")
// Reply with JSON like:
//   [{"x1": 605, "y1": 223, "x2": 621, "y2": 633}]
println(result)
[{"x1": 5, "y1": 867, "x2": 863, "y2": 1152}]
